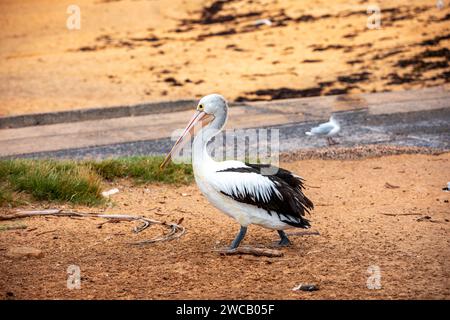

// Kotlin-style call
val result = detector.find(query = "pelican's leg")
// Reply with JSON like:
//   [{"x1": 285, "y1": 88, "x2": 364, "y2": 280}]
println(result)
[
  {"x1": 229, "y1": 226, "x2": 247, "y2": 249},
  {"x1": 277, "y1": 230, "x2": 291, "y2": 246}
]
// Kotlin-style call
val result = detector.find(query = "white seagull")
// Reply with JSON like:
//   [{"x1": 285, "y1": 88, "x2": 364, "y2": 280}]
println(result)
[
  {"x1": 161, "y1": 94, "x2": 314, "y2": 250},
  {"x1": 306, "y1": 115, "x2": 340, "y2": 145}
]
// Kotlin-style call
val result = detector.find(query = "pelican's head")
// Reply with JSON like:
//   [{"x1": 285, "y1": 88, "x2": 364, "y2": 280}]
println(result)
[
  {"x1": 160, "y1": 94, "x2": 228, "y2": 169},
  {"x1": 197, "y1": 93, "x2": 228, "y2": 118}
]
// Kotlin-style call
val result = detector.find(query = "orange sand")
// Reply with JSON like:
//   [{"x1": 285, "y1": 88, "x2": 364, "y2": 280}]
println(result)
[
  {"x1": 0, "y1": 0, "x2": 449, "y2": 115},
  {"x1": 0, "y1": 153, "x2": 449, "y2": 299}
]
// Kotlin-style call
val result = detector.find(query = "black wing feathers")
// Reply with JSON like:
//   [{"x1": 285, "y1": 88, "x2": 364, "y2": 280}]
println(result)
[{"x1": 217, "y1": 163, "x2": 314, "y2": 228}]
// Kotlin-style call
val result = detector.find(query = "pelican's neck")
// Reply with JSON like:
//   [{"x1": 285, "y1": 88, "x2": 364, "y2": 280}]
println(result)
[{"x1": 192, "y1": 111, "x2": 227, "y2": 173}]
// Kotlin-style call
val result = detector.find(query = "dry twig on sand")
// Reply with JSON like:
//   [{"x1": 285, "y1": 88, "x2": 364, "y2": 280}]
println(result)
[
  {"x1": 384, "y1": 182, "x2": 400, "y2": 189},
  {"x1": 214, "y1": 231, "x2": 321, "y2": 257},
  {"x1": 287, "y1": 231, "x2": 320, "y2": 237},
  {"x1": 378, "y1": 212, "x2": 423, "y2": 217},
  {"x1": 216, "y1": 246, "x2": 284, "y2": 257},
  {"x1": 0, "y1": 209, "x2": 185, "y2": 245}
]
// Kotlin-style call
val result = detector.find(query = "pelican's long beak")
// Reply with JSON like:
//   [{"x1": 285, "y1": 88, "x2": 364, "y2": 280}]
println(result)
[{"x1": 160, "y1": 110, "x2": 213, "y2": 169}]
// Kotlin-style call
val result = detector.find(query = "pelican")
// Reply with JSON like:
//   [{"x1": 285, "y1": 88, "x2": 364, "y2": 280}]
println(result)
[
  {"x1": 306, "y1": 115, "x2": 340, "y2": 145},
  {"x1": 161, "y1": 94, "x2": 314, "y2": 250}
]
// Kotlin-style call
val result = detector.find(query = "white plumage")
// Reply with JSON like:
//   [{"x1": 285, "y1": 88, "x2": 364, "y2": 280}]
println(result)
[{"x1": 211, "y1": 168, "x2": 283, "y2": 203}]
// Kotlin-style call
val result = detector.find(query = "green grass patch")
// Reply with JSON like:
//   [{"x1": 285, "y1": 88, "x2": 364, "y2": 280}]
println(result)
[
  {"x1": 0, "y1": 185, "x2": 14, "y2": 207},
  {"x1": 85, "y1": 156, "x2": 193, "y2": 184},
  {"x1": 0, "y1": 159, "x2": 104, "y2": 206},
  {"x1": 0, "y1": 157, "x2": 193, "y2": 207}
]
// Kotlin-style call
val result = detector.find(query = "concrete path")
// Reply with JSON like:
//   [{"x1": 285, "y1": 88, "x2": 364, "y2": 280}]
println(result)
[{"x1": 1, "y1": 86, "x2": 449, "y2": 159}]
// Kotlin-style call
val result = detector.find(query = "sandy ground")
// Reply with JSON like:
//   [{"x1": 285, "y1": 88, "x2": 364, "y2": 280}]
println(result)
[
  {"x1": 0, "y1": 0, "x2": 449, "y2": 115},
  {"x1": 0, "y1": 152, "x2": 449, "y2": 300}
]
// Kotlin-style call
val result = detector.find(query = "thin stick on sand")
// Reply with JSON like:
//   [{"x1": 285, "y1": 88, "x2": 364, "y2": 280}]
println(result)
[
  {"x1": 378, "y1": 213, "x2": 423, "y2": 217},
  {"x1": 0, "y1": 209, "x2": 185, "y2": 245},
  {"x1": 287, "y1": 231, "x2": 320, "y2": 236},
  {"x1": 214, "y1": 231, "x2": 320, "y2": 257},
  {"x1": 216, "y1": 246, "x2": 284, "y2": 257}
]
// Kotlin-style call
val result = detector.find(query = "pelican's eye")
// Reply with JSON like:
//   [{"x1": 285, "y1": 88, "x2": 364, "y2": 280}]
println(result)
[{"x1": 197, "y1": 104, "x2": 204, "y2": 111}]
